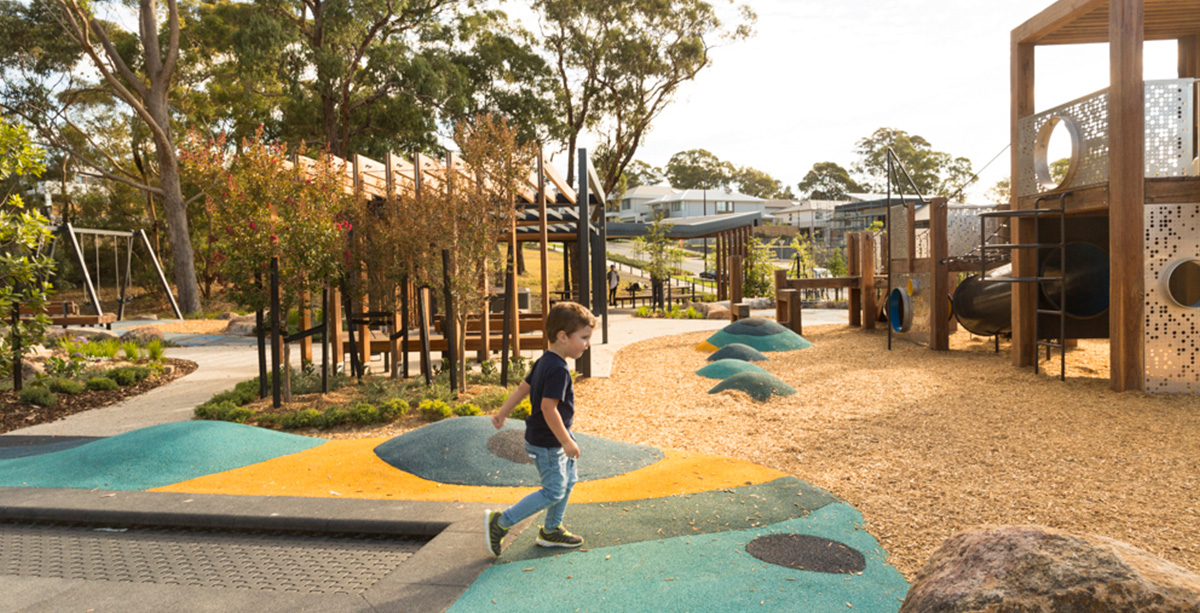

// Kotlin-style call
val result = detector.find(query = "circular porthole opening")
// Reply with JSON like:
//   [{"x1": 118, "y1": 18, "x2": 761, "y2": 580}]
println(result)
[
  {"x1": 1163, "y1": 258, "x2": 1200, "y2": 308},
  {"x1": 888, "y1": 287, "x2": 913, "y2": 333},
  {"x1": 1034, "y1": 115, "x2": 1081, "y2": 190}
]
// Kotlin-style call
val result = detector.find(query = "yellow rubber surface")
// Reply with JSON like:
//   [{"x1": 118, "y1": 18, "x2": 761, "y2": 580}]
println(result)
[{"x1": 150, "y1": 439, "x2": 787, "y2": 503}]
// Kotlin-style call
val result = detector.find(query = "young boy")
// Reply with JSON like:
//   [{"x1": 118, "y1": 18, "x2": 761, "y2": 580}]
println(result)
[{"x1": 486, "y1": 301, "x2": 596, "y2": 556}]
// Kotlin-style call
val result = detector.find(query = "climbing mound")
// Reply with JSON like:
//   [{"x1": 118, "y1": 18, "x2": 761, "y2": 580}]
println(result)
[
  {"x1": 0, "y1": 421, "x2": 324, "y2": 490},
  {"x1": 708, "y1": 371, "x2": 796, "y2": 401},
  {"x1": 695, "y1": 359, "x2": 770, "y2": 380},
  {"x1": 706, "y1": 343, "x2": 768, "y2": 362},
  {"x1": 697, "y1": 317, "x2": 813, "y2": 352},
  {"x1": 374, "y1": 417, "x2": 663, "y2": 486}
]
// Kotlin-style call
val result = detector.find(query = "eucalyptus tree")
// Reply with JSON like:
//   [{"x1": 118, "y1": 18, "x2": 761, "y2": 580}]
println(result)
[
  {"x1": 797, "y1": 161, "x2": 864, "y2": 201},
  {"x1": 534, "y1": 0, "x2": 755, "y2": 191},
  {"x1": 0, "y1": 0, "x2": 203, "y2": 313},
  {"x1": 854, "y1": 127, "x2": 973, "y2": 198}
]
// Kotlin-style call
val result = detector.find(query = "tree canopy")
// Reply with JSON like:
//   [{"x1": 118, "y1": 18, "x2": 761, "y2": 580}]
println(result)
[
  {"x1": 854, "y1": 127, "x2": 973, "y2": 198},
  {"x1": 797, "y1": 161, "x2": 864, "y2": 200}
]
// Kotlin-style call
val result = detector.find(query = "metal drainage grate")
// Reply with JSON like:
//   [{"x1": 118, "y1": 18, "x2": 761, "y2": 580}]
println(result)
[{"x1": 0, "y1": 522, "x2": 427, "y2": 594}]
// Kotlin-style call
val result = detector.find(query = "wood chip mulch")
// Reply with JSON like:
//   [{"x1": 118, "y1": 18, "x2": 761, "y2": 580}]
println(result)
[
  {"x1": 0, "y1": 358, "x2": 198, "y2": 434},
  {"x1": 570, "y1": 323, "x2": 1200, "y2": 580}
]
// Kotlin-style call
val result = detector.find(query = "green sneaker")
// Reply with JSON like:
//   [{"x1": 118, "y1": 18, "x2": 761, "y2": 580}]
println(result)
[
  {"x1": 485, "y1": 510, "x2": 509, "y2": 556},
  {"x1": 536, "y1": 525, "x2": 583, "y2": 548}
]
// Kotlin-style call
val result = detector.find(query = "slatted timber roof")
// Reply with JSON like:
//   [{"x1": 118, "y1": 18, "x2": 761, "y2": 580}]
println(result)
[
  {"x1": 284, "y1": 151, "x2": 579, "y2": 206},
  {"x1": 1016, "y1": 0, "x2": 1200, "y2": 45}
]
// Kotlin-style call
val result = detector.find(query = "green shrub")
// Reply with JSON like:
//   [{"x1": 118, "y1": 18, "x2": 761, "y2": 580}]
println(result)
[
  {"x1": 193, "y1": 400, "x2": 255, "y2": 423},
  {"x1": 120, "y1": 341, "x2": 141, "y2": 362},
  {"x1": 19, "y1": 386, "x2": 57, "y2": 407},
  {"x1": 418, "y1": 398, "x2": 452, "y2": 421},
  {"x1": 420, "y1": 384, "x2": 456, "y2": 405},
  {"x1": 380, "y1": 397, "x2": 410, "y2": 419},
  {"x1": 281, "y1": 408, "x2": 323, "y2": 429},
  {"x1": 81, "y1": 339, "x2": 120, "y2": 359},
  {"x1": 348, "y1": 401, "x2": 381, "y2": 424},
  {"x1": 107, "y1": 366, "x2": 152, "y2": 387},
  {"x1": 453, "y1": 403, "x2": 482, "y2": 417},
  {"x1": 145, "y1": 339, "x2": 165, "y2": 362},
  {"x1": 256, "y1": 413, "x2": 282, "y2": 428},
  {"x1": 472, "y1": 387, "x2": 509, "y2": 411},
  {"x1": 322, "y1": 407, "x2": 350, "y2": 427},
  {"x1": 86, "y1": 377, "x2": 119, "y2": 391},
  {"x1": 510, "y1": 398, "x2": 531, "y2": 421},
  {"x1": 47, "y1": 377, "x2": 85, "y2": 395}
]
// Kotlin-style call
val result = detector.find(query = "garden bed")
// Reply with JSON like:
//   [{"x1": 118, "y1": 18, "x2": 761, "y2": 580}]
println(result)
[{"x1": 0, "y1": 358, "x2": 197, "y2": 433}]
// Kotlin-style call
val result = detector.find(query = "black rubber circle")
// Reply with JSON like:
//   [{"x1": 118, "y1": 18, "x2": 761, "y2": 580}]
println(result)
[{"x1": 745, "y1": 534, "x2": 866, "y2": 574}]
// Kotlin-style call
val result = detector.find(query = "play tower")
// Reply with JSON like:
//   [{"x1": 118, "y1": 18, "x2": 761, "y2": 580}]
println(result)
[{"x1": 1010, "y1": 0, "x2": 1200, "y2": 392}]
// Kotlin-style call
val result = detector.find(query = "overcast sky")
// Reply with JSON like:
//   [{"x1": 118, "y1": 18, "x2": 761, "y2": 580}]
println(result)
[{"x1": 553, "y1": 0, "x2": 1182, "y2": 202}]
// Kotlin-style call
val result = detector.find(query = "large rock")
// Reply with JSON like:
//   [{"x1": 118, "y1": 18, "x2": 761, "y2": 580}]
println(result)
[
  {"x1": 46, "y1": 327, "x2": 119, "y2": 342},
  {"x1": 705, "y1": 304, "x2": 730, "y2": 320},
  {"x1": 217, "y1": 311, "x2": 239, "y2": 320},
  {"x1": 224, "y1": 314, "x2": 259, "y2": 336},
  {"x1": 21, "y1": 360, "x2": 45, "y2": 380},
  {"x1": 120, "y1": 326, "x2": 164, "y2": 344},
  {"x1": 901, "y1": 525, "x2": 1200, "y2": 613}
]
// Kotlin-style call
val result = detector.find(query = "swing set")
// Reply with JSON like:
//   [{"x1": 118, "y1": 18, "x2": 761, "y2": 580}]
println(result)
[{"x1": 42, "y1": 223, "x2": 183, "y2": 325}]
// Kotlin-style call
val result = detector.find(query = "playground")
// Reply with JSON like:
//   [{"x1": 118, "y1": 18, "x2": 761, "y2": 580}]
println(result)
[{"x1": 572, "y1": 323, "x2": 1200, "y2": 579}]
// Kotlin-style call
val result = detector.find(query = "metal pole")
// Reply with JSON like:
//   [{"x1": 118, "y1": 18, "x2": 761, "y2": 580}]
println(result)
[
  {"x1": 11, "y1": 304, "x2": 21, "y2": 392},
  {"x1": 139, "y1": 230, "x2": 183, "y2": 319},
  {"x1": 576, "y1": 148, "x2": 591, "y2": 378},
  {"x1": 117, "y1": 235, "x2": 133, "y2": 321},
  {"x1": 270, "y1": 256, "x2": 282, "y2": 408},
  {"x1": 500, "y1": 243, "x2": 515, "y2": 387},
  {"x1": 256, "y1": 273, "x2": 268, "y2": 399},
  {"x1": 321, "y1": 285, "x2": 329, "y2": 393},
  {"x1": 442, "y1": 249, "x2": 457, "y2": 393}
]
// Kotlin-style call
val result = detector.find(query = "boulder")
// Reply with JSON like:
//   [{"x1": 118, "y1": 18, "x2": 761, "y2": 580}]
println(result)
[
  {"x1": 901, "y1": 525, "x2": 1200, "y2": 613},
  {"x1": 120, "y1": 326, "x2": 164, "y2": 344},
  {"x1": 705, "y1": 304, "x2": 730, "y2": 320},
  {"x1": 133, "y1": 313, "x2": 159, "y2": 320},
  {"x1": 217, "y1": 311, "x2": 239, "y2": 320},
  {"x1": 20, "y1": 359, "x2": 45, "y2": 380},
  {"x1": 682, "y1": 301, "x2": 710, "y2": 316},
  {"x1": 46, "y1": 327, "x2": 119, "y2": 342},
  {"x1": 224, "y1": 314, "x2": 259, "y2": 336}
]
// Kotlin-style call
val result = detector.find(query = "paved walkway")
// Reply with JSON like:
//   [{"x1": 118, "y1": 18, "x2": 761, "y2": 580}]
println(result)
[{"x1": 0, "y1": 309, "x2": 904, "y2": 613}]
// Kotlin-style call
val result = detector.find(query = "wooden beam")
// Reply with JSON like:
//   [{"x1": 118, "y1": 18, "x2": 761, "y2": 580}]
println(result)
[
  {"x1": 787, "y1": 277, "x2": 861, "y2": 290},
  {"x1": 929, "y1": 197, "x2": 950, "y2": 351},
  {"x1": 847, "y1": 233, "x2": 861, "y2": 327},
  {"x1": 1013, "y1": 0, "x2": 1106, "y2": 44},
  {"x1": 1109, "y1": 0, "x2": 1146, "y2": 391},
  {"x1": 1180, "y1": 34, "x2": 1200, "y2": 76},
  {"x1": 1012, "y1": 40, "x2": 1038, "y2": 368},
  {"x1": 860, "y1": 232, "x2": 877, "y2": 330}
]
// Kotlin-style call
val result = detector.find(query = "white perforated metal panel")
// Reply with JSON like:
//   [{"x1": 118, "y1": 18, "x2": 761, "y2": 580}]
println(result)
[
  {"x1": 1018, "y1": 79, "x2": 1198, "y2": 198},
  {"x1": 1144, "y1": 202, "x2": 1200, "y2": 393}
]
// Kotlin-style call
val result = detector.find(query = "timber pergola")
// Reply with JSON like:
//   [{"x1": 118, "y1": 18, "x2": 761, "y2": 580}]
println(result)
[
  {"x1": 286, "y1": 147, "x2": 612, "y2": 377},
  {"x1": 1011, "y1": 0, "x2": 1200, "y2": 392}
]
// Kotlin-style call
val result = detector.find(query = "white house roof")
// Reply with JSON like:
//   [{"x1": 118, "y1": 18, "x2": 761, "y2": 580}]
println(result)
[
  {"x1": 613, "y1": 184, "x2": 676, "y2": 200},
  {"x1": 646, "y1": 188, "x2": 765, "y2": 206}
]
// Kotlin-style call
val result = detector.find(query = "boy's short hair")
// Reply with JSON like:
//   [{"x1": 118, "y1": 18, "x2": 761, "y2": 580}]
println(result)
[{"x1": 545, "y1": 302, "x2": 597, "y2": 342}]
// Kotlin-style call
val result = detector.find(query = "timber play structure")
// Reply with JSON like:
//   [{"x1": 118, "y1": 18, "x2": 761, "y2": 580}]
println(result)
[{"x1": 776, "y1": 0, "x2": 1200, "y2": 394}]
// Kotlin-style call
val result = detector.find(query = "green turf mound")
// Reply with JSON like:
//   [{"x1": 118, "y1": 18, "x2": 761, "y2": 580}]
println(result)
[
  {"x1": 0, "y1": 421, "x2": 325, "y2": 490},
  {"x1": 703, "y1": 317, "x2": 813, "y2": 352},
  {"x1": 374, "y1": 417, "x2": 663, "y2": 486},
  {"x1": 695, "y1": 359, "x2": 770, "y2": 380},
  {"x1": 706, "y1": 343, "x2": 768, "y2": 362},
  {"x1": 708, "y1": 370, "x2": 796, "y2": 401}
]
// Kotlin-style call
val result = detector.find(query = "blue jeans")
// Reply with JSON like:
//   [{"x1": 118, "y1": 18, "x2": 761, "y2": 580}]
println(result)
[{"x1": 500, "y1": 442, "x2": 577, "y2": 530}]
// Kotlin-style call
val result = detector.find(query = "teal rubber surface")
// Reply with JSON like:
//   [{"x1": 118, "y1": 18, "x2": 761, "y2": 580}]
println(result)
[
  {"x1": 449, "y1": 503, "x2": 909, "y2": 612},
  {"x1": 706, "y1": 343, "x2": 769, "y2": 362},
  {"x1": 374, "y1": 417, "x2": 663, "y2": 486},
  {"x1": 708, "y1": 371, "x2": 797, "y2": 401},
  {"x1": 0, "y1": 421, "x2": 325, "y2": 490},
  {"x1": 704, "y1": 318, "x2": 813, "y2": 352},
  {"x1": 696, "y1": 359, "x2": 771, "y2": 380}
]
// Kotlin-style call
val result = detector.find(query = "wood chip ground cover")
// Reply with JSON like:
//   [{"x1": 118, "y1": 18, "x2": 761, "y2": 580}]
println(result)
[{"x1": 566, "y1": 324, "x2": 1200, "y2": 580}]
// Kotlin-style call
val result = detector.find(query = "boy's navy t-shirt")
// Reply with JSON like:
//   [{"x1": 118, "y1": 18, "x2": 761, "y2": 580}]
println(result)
[{"x1": 523, "y1": 352, "x2": 573, "y2": 448}]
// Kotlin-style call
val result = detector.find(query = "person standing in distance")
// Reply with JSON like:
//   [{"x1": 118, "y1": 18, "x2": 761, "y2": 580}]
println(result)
[{"x1": 607, "y1": 264, "x2": 620, "y2": 305}]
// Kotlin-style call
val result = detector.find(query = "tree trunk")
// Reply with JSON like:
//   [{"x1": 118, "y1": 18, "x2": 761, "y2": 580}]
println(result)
[
  {"x1": 565, "y1": 132, "x2": 578, "y2": 188},
  {"x1": 147, "y1": 101, "x2": 202, "y2": 314}
]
